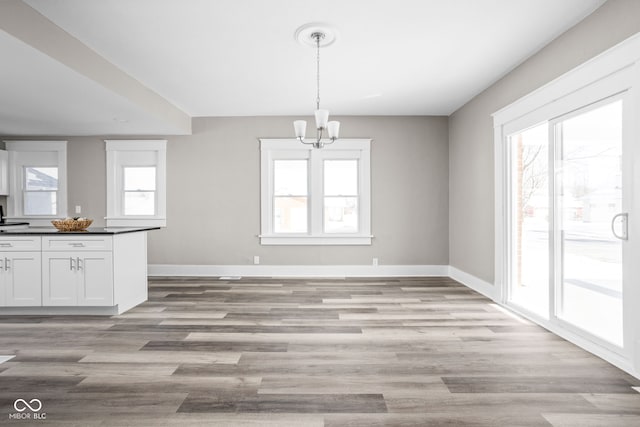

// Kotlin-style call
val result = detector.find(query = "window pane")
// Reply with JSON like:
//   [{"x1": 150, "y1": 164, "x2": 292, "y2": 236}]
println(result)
[
  {"x1": 557, "y1": 100, "x2": 623, "y2": 346},
  {"x1": 25, "y1": 191, "x2": 57, "y2": 215},
  {"x1": 124, "y1": 167, "x2": 156, "y2": 191},
  {"x1": 274, "y1": 160, "x2": 307, "y2": 196},
  {"x1": 324, "y1": 160, "x2": 358, "y2": 196},
  {"x1": 124, "y1": 191, "x2": 155, "y2": 215},
  {"x1": 509, "y1": 122, "x2": 549, "y2": 318},
  {"x1": 274, "y1": 196, "x2": 307, "y2": 233},
  {"x1": 324, "y1": 196, "x2": 358, "y2": 233},
  {"x1": 25, "y1": 167, "x2": 58, "y2": 191}
]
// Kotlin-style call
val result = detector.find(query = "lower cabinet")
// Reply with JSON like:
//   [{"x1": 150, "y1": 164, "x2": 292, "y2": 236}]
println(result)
[
  {"x1": 0, "y1": 251, "x2": 42, "y2": 306},
  {"x1": 0, "y1": 231, "x2": 148, "y2": 314},
  {"x1": 42, "y1": 252, "x2": 113, "y2": 306}
]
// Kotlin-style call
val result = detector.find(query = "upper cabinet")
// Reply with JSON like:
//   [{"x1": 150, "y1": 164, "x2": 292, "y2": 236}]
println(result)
[{"x1": 0, "y1": 150, "x2": 8, "y2": 196}]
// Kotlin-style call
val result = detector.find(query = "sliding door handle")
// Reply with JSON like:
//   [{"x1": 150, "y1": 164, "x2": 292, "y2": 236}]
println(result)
[{"x1": 611, "y1": 212, "x2": 628, "y2": 240}]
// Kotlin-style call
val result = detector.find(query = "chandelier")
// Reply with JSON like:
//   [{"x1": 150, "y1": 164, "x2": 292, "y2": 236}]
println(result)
[{"x1": 293, "y1": 24, "x2": 340, "y2": 149}]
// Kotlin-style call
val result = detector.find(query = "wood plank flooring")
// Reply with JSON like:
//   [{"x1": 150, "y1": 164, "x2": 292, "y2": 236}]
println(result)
[{"x1": 1, "y1": 276, "x2": 639, "y2": 426}]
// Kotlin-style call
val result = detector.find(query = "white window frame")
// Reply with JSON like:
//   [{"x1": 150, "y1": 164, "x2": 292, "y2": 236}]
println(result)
[
  {"x1": 260, "y1": 138, "x2": 372, "y2": 245},
  {"x1": 4, "y1": 140, "x2": 68, "y2": 226},
  {"x1": 105, "y1": 140, "x2": 166, "y2": 227}
]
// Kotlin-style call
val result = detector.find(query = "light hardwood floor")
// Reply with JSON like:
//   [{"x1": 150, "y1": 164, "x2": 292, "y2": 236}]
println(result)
[{"x1": 1, "y1": 276, "x2": 639, "y2": 426}]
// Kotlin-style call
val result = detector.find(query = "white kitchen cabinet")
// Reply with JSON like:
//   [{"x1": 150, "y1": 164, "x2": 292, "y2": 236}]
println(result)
[
  {"x1": 0, "y1": 236, "x2": 42, "y2": 307},
  {"x1": 78, "y1": 253, "x2": 113, "y2": 305},
  {"x1": 0, "y1": 229, "x2": 151, "y2": 315},
  {"x1": 0, "y1": 149, "x2": 8, "y2": 196},
  {"x1": 0, "y1": 251, "x2": 41, "y2": 306},
  {"x1": 43, "y1": 250, "x2": 114, "y2": 307},
  {"x1": 42, "y1": 253, "x2": 76, "y2": 306}
]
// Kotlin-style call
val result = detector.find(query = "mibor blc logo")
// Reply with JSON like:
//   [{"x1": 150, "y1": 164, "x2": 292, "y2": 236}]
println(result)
[{"x1": 9, "y1": 398, "x2": 46, "y2": 420}]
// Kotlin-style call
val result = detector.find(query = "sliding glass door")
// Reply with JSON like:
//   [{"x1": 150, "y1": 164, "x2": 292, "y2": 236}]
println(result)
[
  {"x1": 554, "y1": 99, "x2": 624, "y2": 347},
  {"x1": 508, "y1": 96, "x2": 628, "y2": 351}
]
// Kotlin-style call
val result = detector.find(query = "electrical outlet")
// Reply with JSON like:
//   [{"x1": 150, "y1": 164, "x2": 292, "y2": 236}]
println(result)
[
  {"x1": 372, "y1": 257, "x2": 379, "y2": 266},
  {"x1": 253, "y1": 256, "x2": 260, "y2": 265},
  {"x1": 75, "y1": 205, "x2": 82, "y2": 214}
]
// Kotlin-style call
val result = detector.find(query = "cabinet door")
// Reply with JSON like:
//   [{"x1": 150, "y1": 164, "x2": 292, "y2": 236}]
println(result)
[
  {"x1": 0, "y1": 150, "x2": 8, "y2": 196},
  {"x1": 77, "y1": 252, "x2": 113, "y2": 306},
  {"x1": 0, "y1": 259, "x2": 4, "y2": 306},
  {"x1": 42, "y1": 253, "x2": 77, "y2": 306},
  {"x1": 3, "y1": 252, "x2": 41, "y2": 306}
]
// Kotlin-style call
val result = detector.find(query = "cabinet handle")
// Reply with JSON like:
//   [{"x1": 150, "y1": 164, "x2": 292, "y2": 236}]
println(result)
[
  {"x1": 77, "y1": 257, "x2": 83, "y2": 270},
  {"x1": 0, "y1": 259, "x2": 3, "y2": 270},
  {"x1": 70, "y1": 257, "x2": 75, "y2": 271},
  {"x1": 0, "y1": 243, "x2": 12, "y2": 247},
  {"x1": 4, "y1": 258, "x2": 9, "y2": 271},
  {"x1": 69, "y1": 243, "x2": 85, "y2": 247}
]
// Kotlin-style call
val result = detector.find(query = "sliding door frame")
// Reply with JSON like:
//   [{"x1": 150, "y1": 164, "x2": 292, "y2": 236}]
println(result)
[{"x1": 493, "y1": 32, "x2": 640, "y2": 378}]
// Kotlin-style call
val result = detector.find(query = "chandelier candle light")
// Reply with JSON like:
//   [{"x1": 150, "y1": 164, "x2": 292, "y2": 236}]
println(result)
[{"x1": 293, "y1": 24, "x2": 340, "y2": 149}]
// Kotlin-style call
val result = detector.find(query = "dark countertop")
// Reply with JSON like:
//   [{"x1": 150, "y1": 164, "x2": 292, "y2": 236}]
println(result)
[
  {"x1": 0, "y1": 227, "x2": 160, "y2": 235},
  {"x1": 0, "y1": 222, "x2": 30, "y2": 227}
]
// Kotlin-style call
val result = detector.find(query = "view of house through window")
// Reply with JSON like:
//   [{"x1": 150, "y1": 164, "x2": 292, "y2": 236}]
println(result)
[
  {"x1": 24, "y1": 166, "x2": 58, "y2": 216},
  {"x1": 273, "y1": 160, "x2": 307, "y2": 233},
  {"x1": 324, "y1": 160, "x2": 358, "y2": 233},
  {"x1": 123, "y1": 166, "x2": 156, "y2": 215}
]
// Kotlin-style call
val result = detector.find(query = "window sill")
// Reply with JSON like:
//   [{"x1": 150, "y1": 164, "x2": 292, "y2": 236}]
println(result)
[
  {"x1": 259, "y1": 234, "x2": 372, "y2": 246},
  {"x1": 105, "y1": 217, "x2": 166, "y2": 227}
]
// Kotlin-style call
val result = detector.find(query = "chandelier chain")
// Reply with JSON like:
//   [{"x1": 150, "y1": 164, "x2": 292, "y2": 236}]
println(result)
[{"x1": 316, "y1": 33, "x2": 321, "y2": 110}]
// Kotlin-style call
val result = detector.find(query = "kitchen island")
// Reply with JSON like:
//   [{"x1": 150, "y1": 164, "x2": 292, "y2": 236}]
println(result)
[{"x1": 0, "y1": 227, "x2": 158, "y2": 315}]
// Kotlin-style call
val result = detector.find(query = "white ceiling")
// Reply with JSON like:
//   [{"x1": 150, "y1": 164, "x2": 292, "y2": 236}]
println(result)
[{"x1": 1, "y1": 0, "x2": 606, "y2": 135}]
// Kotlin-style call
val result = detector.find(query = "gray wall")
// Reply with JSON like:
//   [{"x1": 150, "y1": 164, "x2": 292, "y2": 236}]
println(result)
[
  {"x1": 4, "y1": 115, "x2": 450, "y2": 267},
  {"x1": 151, "y1": 116, "x2": 449, "y2": 266},
  {"x1": 68, "y1": 137, "x2": 107, "y2": 223},
  {"x1": 448, "y1": 0, "x2": 640, "y2": 283}
]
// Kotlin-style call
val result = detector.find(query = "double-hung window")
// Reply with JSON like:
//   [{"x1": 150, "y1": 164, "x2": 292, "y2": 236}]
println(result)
[
  {"x1": 123, "y1": 166, "x2": 156, "y2": 216},
  {"x1": 260, "y1": 138, "x2": 371, "y2": 245},
  {"x1": 24, "y1": 166, "x2": 59, "y2": 215},
  {"x1": 4, "y1": 141, "x2": 67, "y2": 225},
  {"x1": 105, "y1": 140, "x2": 166, "y2": 227}
]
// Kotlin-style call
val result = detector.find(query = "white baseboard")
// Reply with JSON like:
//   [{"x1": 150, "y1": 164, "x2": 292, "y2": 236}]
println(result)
[
  {"x1": 448, "y1": 266, "x2": 496, "y2": 301},
  {"x1": 0, "y1": 306, "x2": 119, "y2": 315},
  {"x1": 148, "y1": 264, "x2": 496, "y2": 298},
  {"x1": 148, "y1": 264, "x2": 450, "y2": 278}
]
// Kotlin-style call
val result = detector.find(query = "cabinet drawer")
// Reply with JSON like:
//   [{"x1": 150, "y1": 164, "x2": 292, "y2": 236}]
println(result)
[
  {"x1": 0, "y1": 237, "x2": 42, "y2": 251},
  {"x1": 42, "y1": 236, "x2": 113, "y2": 251}
]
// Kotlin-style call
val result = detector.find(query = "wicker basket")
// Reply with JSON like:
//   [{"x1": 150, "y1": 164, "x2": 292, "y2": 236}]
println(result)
[{"x1": 51, "y1": 218, "x2": 93, "y2": 232}]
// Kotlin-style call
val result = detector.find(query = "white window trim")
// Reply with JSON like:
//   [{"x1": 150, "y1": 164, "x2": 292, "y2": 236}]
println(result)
[
  {"x1": 259, "y1": 138, "x2": 372, "y2": 245},
  {"x1": 4, "y1": 140, "x2": 67, "y2": 226},
  {"x1": 105, "y1": 140, "x2": 167, "y2": 227}
]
